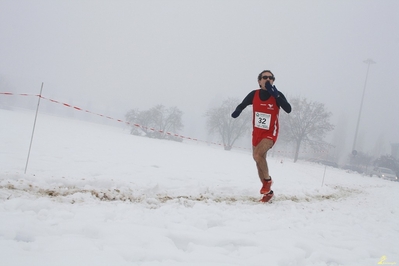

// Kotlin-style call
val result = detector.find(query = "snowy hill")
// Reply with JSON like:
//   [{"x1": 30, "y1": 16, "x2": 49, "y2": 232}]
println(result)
[{"x1": 1, "y1": 109, "x2": 398, "y2": 266}]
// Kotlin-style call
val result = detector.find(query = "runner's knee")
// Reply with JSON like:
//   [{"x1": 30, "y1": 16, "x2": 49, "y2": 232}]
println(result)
[{"x1": 253, "y1": 153, "x2": 264, "y2": 163}]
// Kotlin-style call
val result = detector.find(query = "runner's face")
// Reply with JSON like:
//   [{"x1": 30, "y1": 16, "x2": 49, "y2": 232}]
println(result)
[{"x1": 258, "y1": 72, "x2": 274, "y2": 89}]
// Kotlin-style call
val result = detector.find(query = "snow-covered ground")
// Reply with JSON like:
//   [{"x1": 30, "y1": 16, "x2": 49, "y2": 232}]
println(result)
[{"x1": 1, "y1": 108, "x2": 398, "y2": 266}]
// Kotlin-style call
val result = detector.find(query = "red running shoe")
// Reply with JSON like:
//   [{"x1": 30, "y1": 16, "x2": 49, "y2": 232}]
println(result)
[
  {"x1": 260, "y1": 177, "x2": 273, "y2": 194},
  {"x1": 260, "y1": 190, "x2": 274, "y2": 203}
]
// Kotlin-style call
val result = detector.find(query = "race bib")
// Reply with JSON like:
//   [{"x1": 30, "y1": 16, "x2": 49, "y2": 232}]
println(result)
[{"x1": 255, "y1": 112, "x2": 271, "y2": 130}]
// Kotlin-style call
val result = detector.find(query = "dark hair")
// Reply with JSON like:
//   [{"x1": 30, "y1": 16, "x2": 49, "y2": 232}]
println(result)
[{"x1": 258, "y1": 70, "x2": 275, "y2": 81}]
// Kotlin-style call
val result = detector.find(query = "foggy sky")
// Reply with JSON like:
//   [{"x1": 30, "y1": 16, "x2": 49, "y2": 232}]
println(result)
[{"x1": 1, "y1": 0, "x2": 398, "y2": 156}]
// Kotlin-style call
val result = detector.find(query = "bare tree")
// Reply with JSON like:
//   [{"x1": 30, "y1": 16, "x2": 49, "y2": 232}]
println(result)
[
  {"x1": 147, "y1": 105, "x2": 184, "y2": 140},
  {"x1": 279, "y1": 97, "x2": 334, "y2": 162},
  {"x1": 205, "y1": 98, "x2": 251, "y2": 150},
  {"x1": 125, "y1": 104, "x2": 184, "y2": 142}
]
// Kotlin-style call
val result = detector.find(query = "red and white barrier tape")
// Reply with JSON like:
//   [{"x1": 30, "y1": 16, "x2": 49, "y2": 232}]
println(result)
[
  {"x1": 1, "y1": 92, "x2": 203, "y2": 142},
  {"x1": 0, "y1": 92, "x2": 39, "y2": 97}
]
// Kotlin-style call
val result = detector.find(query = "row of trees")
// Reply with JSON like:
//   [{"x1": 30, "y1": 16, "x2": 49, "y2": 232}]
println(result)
[
  {"x1": 121, "y1": 97, "x2": 398, "y2": 173},
  {"x1": 126, "y1": 96, "x2": 336, "y2": 163}
]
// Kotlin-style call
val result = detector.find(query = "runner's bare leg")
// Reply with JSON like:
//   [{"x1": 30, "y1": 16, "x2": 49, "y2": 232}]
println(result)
[{"x1": 252, "y1": 139, "x2": 274, "y2": 181}]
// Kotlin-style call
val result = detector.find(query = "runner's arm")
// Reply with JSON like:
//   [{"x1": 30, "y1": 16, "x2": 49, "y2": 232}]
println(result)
[
  {"x1": 275, "y1": 92, "x2": 291, "y2": 113},
  {"x1": 231, "y1": 91, "x2": 255, "y2": 118}
]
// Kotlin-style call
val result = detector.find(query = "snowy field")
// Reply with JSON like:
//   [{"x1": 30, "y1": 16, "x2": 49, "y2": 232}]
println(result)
[{"x1": 1, "y1": 108, "x2": 398, "y2": 266}]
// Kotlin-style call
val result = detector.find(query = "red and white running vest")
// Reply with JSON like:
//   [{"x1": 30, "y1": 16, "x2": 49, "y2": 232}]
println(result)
[{"x1": 252, "y1": 89, "x2": 280, "y2": 146}]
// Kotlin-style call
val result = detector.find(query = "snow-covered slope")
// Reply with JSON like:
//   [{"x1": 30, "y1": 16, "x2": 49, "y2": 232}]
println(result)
[{"x1": 1, "y1": 109, "x2": 398, "y2": 266}]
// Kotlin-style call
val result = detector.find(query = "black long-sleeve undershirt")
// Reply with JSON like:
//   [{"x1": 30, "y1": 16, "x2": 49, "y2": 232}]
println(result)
[{"x1": 233, "y1": 89, "x2": 292, "y2": 115}]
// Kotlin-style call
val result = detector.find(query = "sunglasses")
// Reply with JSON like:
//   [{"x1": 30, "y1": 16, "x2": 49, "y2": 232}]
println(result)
[{"x1": 261, "y1": 75, "x2": 274, "y2": 80}]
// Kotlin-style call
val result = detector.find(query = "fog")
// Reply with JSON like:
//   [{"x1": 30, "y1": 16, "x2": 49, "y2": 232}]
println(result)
[{"x1": 1, "y1": 0, "x2": 398, "y2": 159}]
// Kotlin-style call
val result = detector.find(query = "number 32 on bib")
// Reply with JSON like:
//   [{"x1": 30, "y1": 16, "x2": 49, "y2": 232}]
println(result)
[{"x1": 255, "y1": 112, "x2": 271, "y2": 130}]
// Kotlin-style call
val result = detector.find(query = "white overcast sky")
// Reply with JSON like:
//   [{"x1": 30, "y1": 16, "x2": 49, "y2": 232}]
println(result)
[{"x1": 1, "y1": 0, "x2": 398, "y2": 155}]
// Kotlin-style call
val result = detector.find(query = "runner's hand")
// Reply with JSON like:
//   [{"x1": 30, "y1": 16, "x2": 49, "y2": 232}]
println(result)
[
  {"x1": 231, "y1": 109, "x2": 241, "y2": 118},
  {"x1": 266, "y1": 82, "x2": 279, "y2": 98}
]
